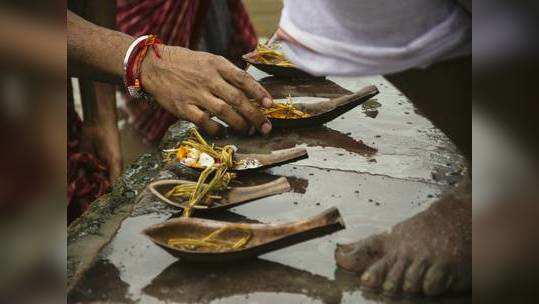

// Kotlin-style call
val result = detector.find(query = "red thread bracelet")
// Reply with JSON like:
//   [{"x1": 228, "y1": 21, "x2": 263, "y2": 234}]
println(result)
[{"x1": 123, "y1": 34, "x2": 162, "y2": 100}]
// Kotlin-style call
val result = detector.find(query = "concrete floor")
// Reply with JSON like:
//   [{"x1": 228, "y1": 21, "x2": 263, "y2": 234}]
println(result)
[{"x1": 68, "y1": 67, "x2": 468, "y2": 304}]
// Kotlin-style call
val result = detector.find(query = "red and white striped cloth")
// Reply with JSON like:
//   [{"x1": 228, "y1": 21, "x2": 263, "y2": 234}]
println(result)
[{"x1": 117, "y1": 0, "x2": 258, "y2": 143}]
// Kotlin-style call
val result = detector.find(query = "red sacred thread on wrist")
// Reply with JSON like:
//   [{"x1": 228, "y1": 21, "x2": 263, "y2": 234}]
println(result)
[{"x1": 124, "y1": 35, "x2": 162, "y2": 99}]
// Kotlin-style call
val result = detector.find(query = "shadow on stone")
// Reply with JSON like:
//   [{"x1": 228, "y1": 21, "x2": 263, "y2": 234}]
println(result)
[{"x1": 142, "y1": 258, "x2": 342, "y2": 304}]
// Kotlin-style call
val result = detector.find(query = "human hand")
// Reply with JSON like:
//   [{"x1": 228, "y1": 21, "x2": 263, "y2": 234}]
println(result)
[{"x1": 141, "y1": 45, "x2": 273, "y2": 136}]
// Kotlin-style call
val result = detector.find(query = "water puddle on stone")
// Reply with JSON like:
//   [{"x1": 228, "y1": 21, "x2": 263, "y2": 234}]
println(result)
[{"x1": 69, "y1": 164, "x2": 454, "y2": 303}]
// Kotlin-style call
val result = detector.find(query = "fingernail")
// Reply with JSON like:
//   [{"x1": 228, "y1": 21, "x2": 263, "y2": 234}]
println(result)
[
  {"x1": 262, "y1": 97, "x2": 273, "y2": 108},
  {"x1": 248, "y1": 126, "x2": 256, "y2": 136},
  {"x1": 383, "y1": 281, "x2": 395, "y2": 293},
  {"x1": 261, "y1": 121, "x2": 272, "y2": 135}
]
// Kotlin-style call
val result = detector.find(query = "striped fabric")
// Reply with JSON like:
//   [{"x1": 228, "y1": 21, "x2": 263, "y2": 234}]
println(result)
[{"x1": 117, "y1": 0, "x2": 258, "y2": 143}]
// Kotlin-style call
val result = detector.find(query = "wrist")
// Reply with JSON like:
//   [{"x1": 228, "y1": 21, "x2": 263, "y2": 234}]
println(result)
[{"x1": 139, "y1": 43, "x2": 165, "y2": 97}]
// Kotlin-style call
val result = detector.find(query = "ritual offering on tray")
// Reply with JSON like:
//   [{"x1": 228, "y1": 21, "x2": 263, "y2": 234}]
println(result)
[
  {"x1": 160, "y1": 129, "x2": 236, "y2": 217},
  {"x1": 242, "y1": 43, "x2": 315, "y2": 78},
  {"x1": 258, "y1": 94, "x2": 311, "y2": 120},
  {"x1": 158, "y1": 129, "x2": 304, "y2": 216},
  {"x1": 167, "y1": 226, "x2": 252, "y2": 252},
  {"x1": 162, "y1": 128, "x2": 234, "y2": 170},
  {"x1": 162, "y1": 128, "x2": 308, "y2": 171},
  {"x1": 149, "y1": 177, "x2": 290, "y2": 212},
  {"x1": 262, "y1": 85, "x2": 380, "y2": 128},
  {"x1": 246, "y1": 43, "x2": 295, "y2": 67},
  {"x1": 142, "y1": 207, "x2": 345, "y2": 261}
]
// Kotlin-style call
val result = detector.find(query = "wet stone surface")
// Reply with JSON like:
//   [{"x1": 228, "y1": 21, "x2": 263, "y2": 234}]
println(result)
[{"x1": 68, "y1": 68, "x2": 468, "y2": 303}]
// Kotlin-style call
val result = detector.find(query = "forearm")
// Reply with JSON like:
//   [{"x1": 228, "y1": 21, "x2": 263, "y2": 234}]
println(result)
[
  {"x1": 67, "y1": 10, "x2": 132, "y2": 84},
  {"x1": 76, "y1": 0, "x2": 119, "y2": 126}
]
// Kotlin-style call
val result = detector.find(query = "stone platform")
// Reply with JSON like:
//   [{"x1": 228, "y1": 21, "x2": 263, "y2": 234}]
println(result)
[{"x1": 68, "y1": 68, "x2": 468, "y2": 304}]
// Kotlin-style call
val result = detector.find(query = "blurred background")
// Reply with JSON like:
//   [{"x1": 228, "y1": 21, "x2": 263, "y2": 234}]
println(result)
[
  {"x1": 244, "y1": 0, "x2": 282, "y2": 38},
  {"x1": 472, "y1": 2, "x2": 539, "y2": 303},
  {"x1": 0, "y1": 1, "x2": 539, "y2": 303},
  {"x1": 0, "y1": 2, "x2": 66, "y2": 303}
]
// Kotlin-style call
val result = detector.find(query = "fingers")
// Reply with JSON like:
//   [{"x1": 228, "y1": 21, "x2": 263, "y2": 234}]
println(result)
[
  {"x1": 210, "y1": 80, "x2": 272, "y2": 135},
  {"x1": 215, "y1": 57, "x2": 273, "y2": 107},
  {"x1": 236, "y1": 96, "x2": 272, "y2": 135},
  {"x1": 202, "y1": 95, "x2": 249, "y2": 133},
  {"x1": 183, "y1": 105, "x2": 224, "y2": 136}
]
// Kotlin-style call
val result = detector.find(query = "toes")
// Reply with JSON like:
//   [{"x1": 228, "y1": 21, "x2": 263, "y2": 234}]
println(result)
[
  {"x1": 423, "y1": 262, "x2": 452, "y2": 296},
  {"x1": 403, "y1": 258, "x2": 429, "y2": 294},
  {"x1": 360, "y1": 256, "x2": 394, "y2": 290},
  {"x1": 335, "y1": 234, "x2": 387, "y2": 273},
  {"x1": 382, "y1": 258, "x2": 410, "y2": 295}
]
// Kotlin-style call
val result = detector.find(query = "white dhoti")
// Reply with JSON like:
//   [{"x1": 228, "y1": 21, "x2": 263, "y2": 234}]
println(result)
[{"x1": 278, "y1": 0, "x2": 471, "y2": 76}]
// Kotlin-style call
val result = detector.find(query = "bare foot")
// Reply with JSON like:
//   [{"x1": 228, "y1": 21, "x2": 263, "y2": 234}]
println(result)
[{"x1": 335, "y1": 182, "x2": 471, "y2": 296}]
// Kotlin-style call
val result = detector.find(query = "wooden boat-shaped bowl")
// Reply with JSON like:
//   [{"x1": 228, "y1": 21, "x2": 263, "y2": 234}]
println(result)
[
  {"x1": 142, "y1": 207, "x2": 345, "y2": 262},
  {"x1": 233, "y1": 147, "x2": 307, "y2": 170},
  {"x1": 148, "y1": 177, "x2": 291, "y2": 212},
  {"x1": 167, "y1": 147, "x2": 308, "y2": 172},
  {"x1": 269, "y1": 85, "x2": 379, "y2": 128},
  {"x1": 242, "y1": 54, "x2": 319, "y2": 79}
]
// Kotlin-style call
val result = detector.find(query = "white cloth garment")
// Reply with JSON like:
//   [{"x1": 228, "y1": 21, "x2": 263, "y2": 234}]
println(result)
[{"x1": 278, "y1": 0, "x2": 471, "y2": 76}]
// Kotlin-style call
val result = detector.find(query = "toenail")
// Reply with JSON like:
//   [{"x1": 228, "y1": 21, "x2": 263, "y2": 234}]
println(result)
[
  {"x1": 336, "y1": 244, "x2": 353, "y2": 254},
  {"x1": 403, "y1": 280, "x2": 413, "y2": 292},
  {"x1": 383, "y1": 281, "x2": 395, "y2": 292}
]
